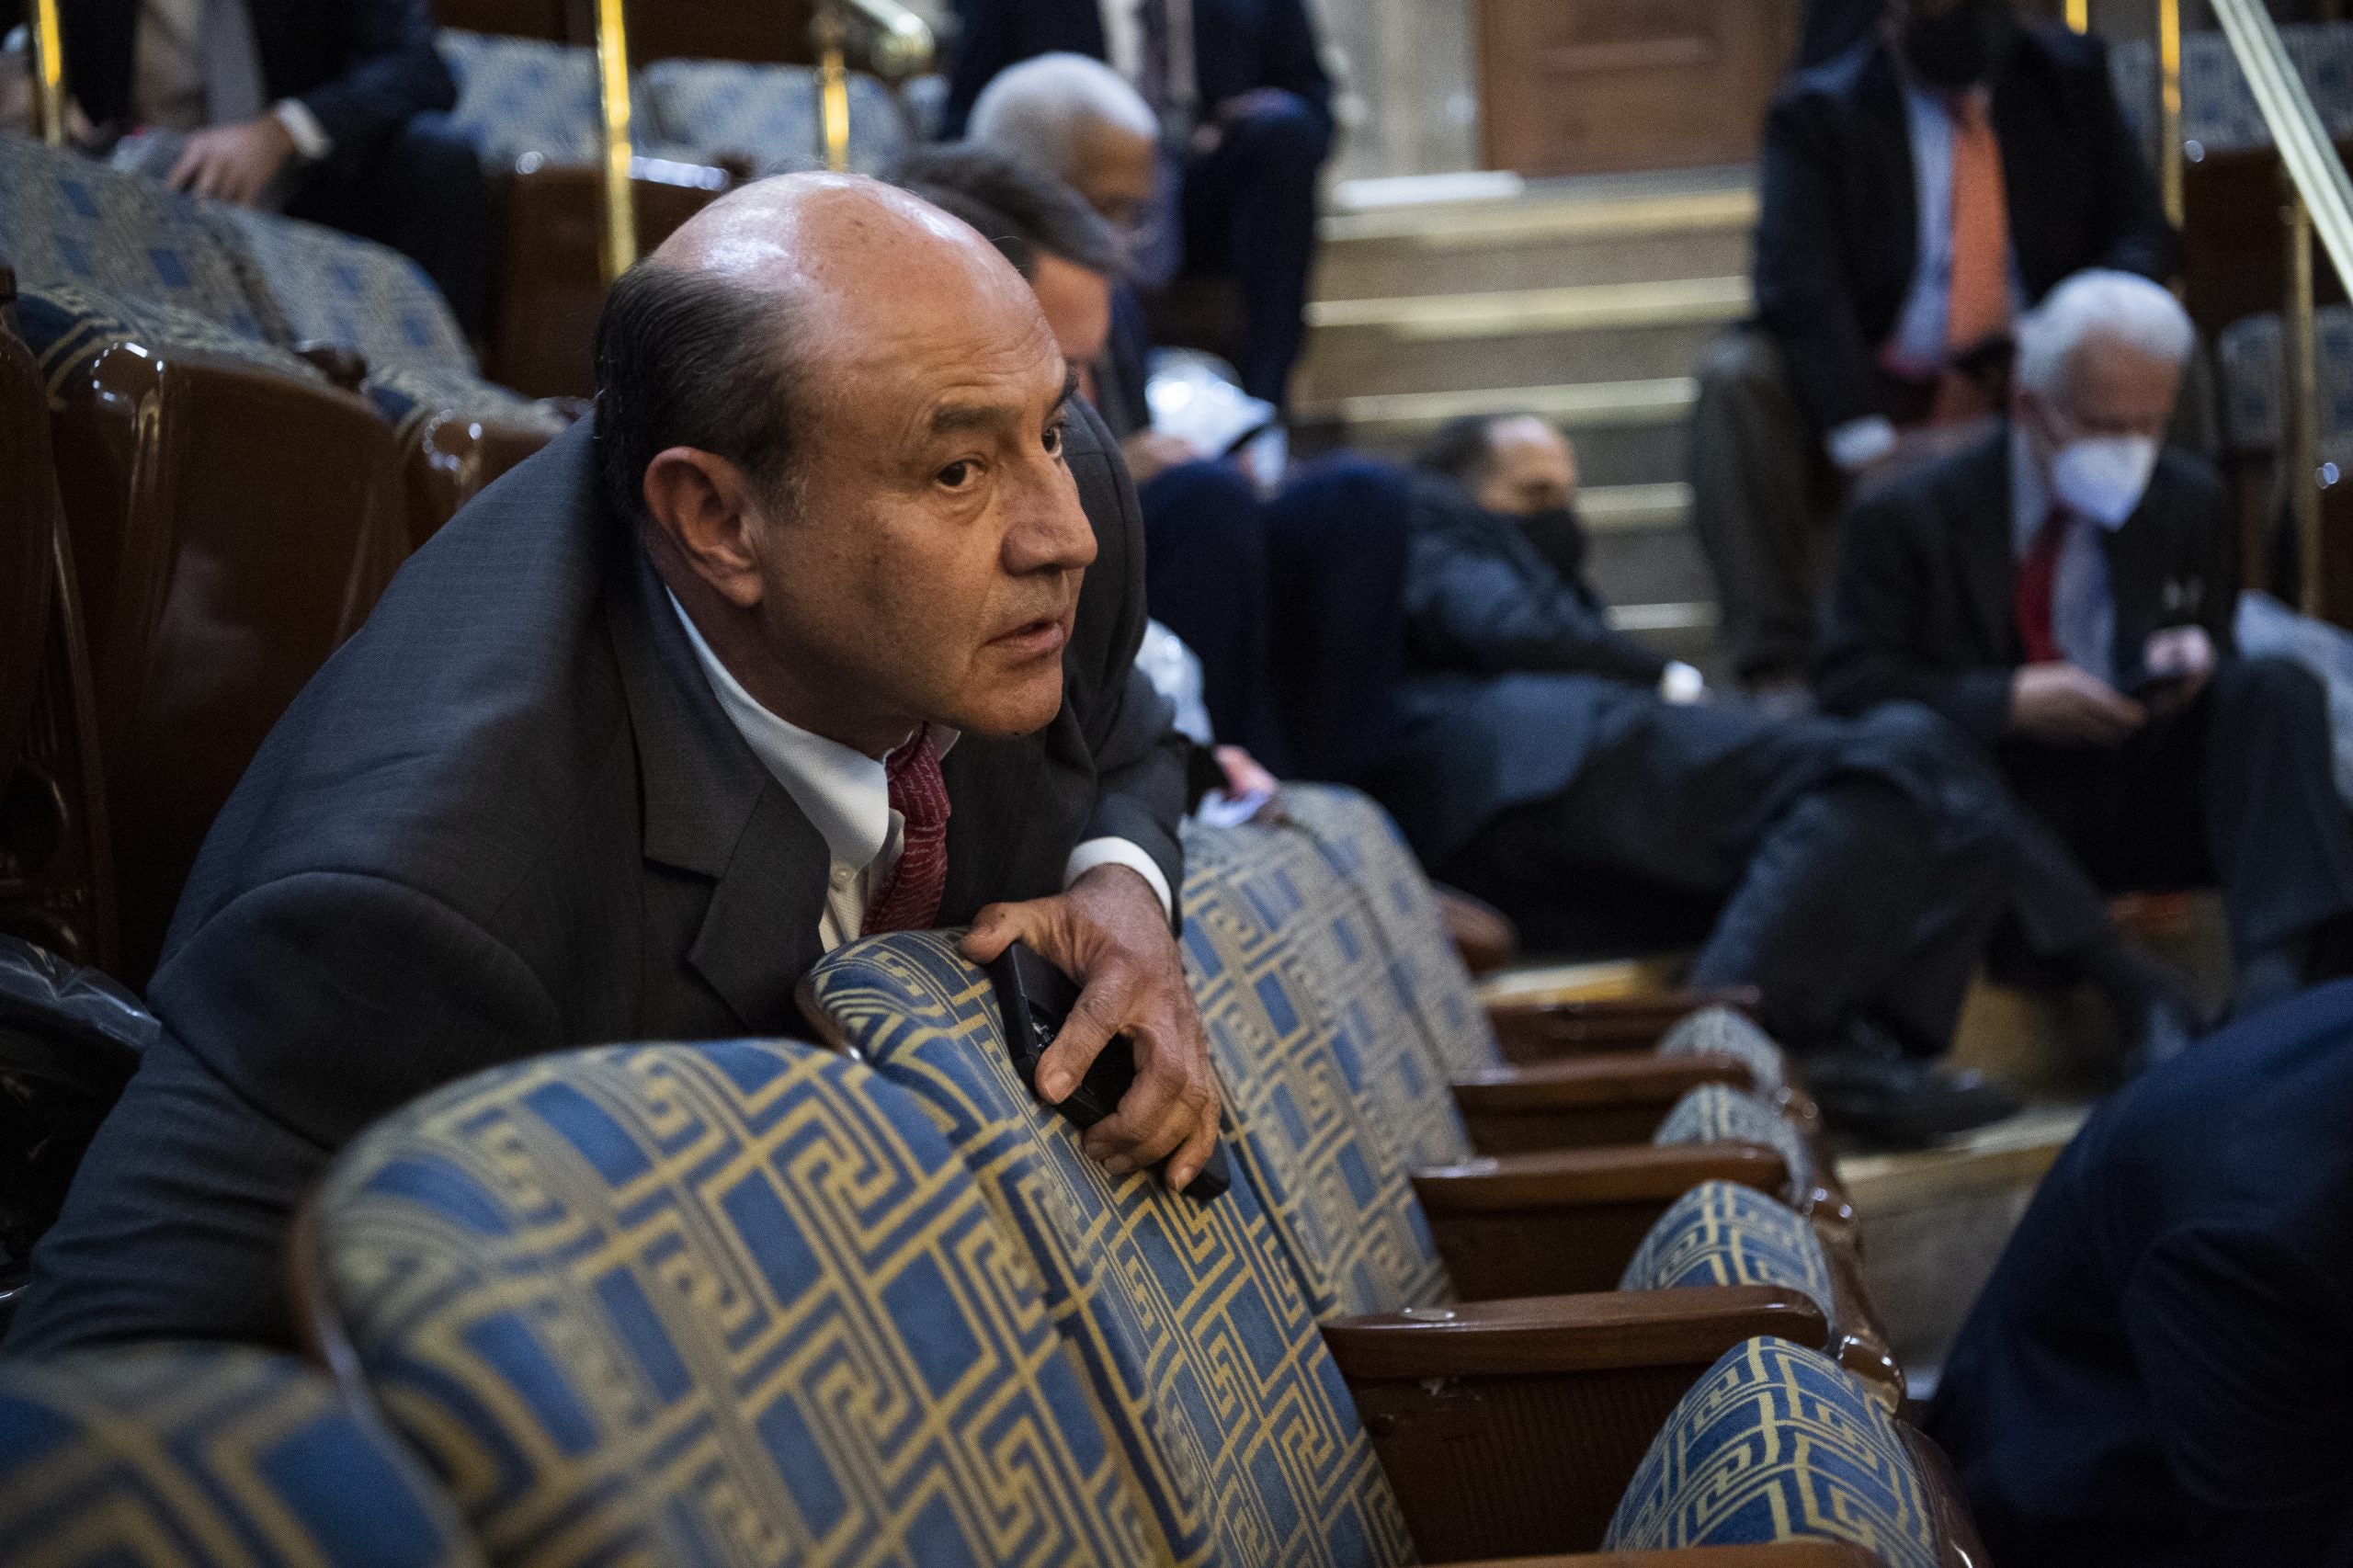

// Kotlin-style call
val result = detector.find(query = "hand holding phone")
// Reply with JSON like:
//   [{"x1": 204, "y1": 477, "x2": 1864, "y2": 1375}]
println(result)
[{"x1": 2139, "y1": 625, "x2": 2216, "y2": 715}]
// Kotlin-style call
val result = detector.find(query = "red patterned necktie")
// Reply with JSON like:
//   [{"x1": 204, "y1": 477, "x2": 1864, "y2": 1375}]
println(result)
[
  {"x1": 860, "y1": 732, "x2": 950, "y2": 936},
  {"x1": 2015, "y1": 507, "x2": 2067, "y2": 665}
]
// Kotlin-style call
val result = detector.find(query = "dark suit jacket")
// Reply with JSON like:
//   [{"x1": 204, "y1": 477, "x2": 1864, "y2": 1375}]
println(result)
[
  {"x1": 940, "y1": 0, "x2": 1333, "y2": 141},
  {"x1": 1755, "y1": 23, "x2": 2177, "y2": 437},
  {"x1": 17, "y1": 0, "x2": 455, "y2": 184},
  {"x1": 1815, "y1": 427, "x2": 2237, "y2": 744},
  {"x1": 2, "y1": 400, "x2": 1184, "y2": 1354},
  {"x1": 1926, "y1": 980, "x2": 2353, "y2": 1566}
]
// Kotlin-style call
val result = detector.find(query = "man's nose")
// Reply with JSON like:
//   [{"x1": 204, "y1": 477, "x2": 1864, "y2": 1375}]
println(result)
[{"x1": 1003, "y1": 463, "x2": 1097, "y2": 577}]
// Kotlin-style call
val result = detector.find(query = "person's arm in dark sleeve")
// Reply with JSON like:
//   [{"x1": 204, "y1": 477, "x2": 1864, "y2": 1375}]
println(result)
[
  {"x1": 1815, "y1": 485, "x2": 2016, "y2": 739},
  {"x1": 1404, "y1": 518, "x2": 1669, "y2": 687},
  {"x1": 2189, "y1": 462, "x2": 2241, "y2": 657},
  {"x1": 1253, "y1": 0, "x2": 1333, "y2": 135},
  {"x1": 2076, "y1": 32, "x2": 2181, "y2": 284},
  {"x1": 2122, "y1": 1225, "x2": 2353, "y2": 1567},
  {"x1": 291, "y1": 0, "x2": 457, "y2": 187},
  {"x1": 940, "y1": 0, "x2": 1017, "y2": 140},
  {"x1": 1753, "y1": 88, "x2": 1884, "y2": 443}
]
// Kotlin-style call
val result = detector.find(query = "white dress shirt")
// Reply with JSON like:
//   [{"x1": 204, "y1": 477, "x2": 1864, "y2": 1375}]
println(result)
[
  {"x1": 1829, "y1": 82, "x2": 2026, "y2": 472},
  {"x1": 131, "y1": 0, "x2": 331, "y2": 157},
  {"x1": 2009, "y1": 426, "x2": 2117, "y2": 686},
  {"x1": 668, "y1": 593, "x2": 1173, "y2": 950}
]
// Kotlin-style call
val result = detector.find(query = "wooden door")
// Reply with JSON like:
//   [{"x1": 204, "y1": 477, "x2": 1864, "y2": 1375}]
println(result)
[{"x1": 1476, "y1": 0, "x2": 1802, "y2": 176}]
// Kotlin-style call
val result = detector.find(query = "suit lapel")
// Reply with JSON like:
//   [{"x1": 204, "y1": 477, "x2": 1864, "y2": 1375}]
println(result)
[{"x1": 605, "y1": 531, "x2": 831, "y2": 1030}]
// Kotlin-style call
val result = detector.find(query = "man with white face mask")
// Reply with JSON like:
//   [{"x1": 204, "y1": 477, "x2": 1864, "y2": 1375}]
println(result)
[{"x1": 1821, "y1": 269, "x2": 2353, "y2": 1017}]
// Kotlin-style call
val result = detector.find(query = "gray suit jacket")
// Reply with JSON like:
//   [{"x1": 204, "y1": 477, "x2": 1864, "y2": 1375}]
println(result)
[{"x1": 4, "y1": 400, "x2": 1185, "y2": 1354}]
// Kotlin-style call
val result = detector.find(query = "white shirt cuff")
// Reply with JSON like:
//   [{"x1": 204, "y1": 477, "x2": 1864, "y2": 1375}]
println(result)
[
  {"x1": 1065, "y1": 837, "x2": 1175, "y2": 922},
  {"x1": 272, "y1": 98, "x2": 333, "y2": 162},
  {"x1": 1658, "y1": 661, "x2": 1707, "y2": 705},
  {"x1": 1827, "y1": 415, "x2": 1898, "y2": 473}
]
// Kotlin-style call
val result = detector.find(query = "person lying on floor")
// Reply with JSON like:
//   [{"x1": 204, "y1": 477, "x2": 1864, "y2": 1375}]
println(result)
[
  {"x1": 4, "y1": 173, "x2": 1209, "y2": 1357},
  {"x1": 1389, "y1": 413, "x2": 2194, "y2": 1142}
]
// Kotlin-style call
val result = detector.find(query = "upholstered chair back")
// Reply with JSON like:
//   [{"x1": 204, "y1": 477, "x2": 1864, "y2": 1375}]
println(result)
[
  {"x1": 0, "y1": 1344, "x2": 483, "y2": 1566},
  {"x1": 1655, "y1": 1085, "x2": 1815, "y2": 1207},
  {"x1": 639, "y1": 60, "x2": 907, "y2": 178},
  {"x1": 801, "y1": 932, "x2": 1415, "y2": 1568},
  {"x1": 311, "y1": 1039, "x2": 1162, "y2": 1566}
]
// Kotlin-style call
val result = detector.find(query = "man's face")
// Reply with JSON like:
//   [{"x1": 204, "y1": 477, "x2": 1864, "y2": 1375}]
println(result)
[
  {"x1": 1066, "y1": 117, "x2": 1158, "y2": 229},
  {"x1": 1032, "y1": 251, "x2": 1113, "y2": 368},
  {"x1": 739, "y1": 221, "x2": 1096, "y2": 742},
  {"x1": 2020, "y1": 331, "x2": 2182, "y2": 457},
  {"x1": 1472, "y1": 416, "x2": 1579, "y2": 516}
]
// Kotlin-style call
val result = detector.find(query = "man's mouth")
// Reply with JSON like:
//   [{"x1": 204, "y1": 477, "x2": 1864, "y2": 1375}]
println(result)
[{"x1": 991, "y1": 615, "x2": 1070, "y2": 659}]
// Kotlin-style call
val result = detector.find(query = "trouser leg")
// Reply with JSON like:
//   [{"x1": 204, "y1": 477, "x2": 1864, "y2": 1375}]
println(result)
[
  {"x1": 2201, "y1": 655, "x2": 2353, "y2": 956},
  {"x1": 1687, "y1": 326, "x2": 1834, "y2": 686},
  {"x1": 1259, "y1": 455, "x2": 1415, "y2": 781},
  {"x1": 288, "y1": 112, "x2": 496, "y2": 341},
  {"x1": 1180, "y1": 92, "x2": 1331, "y2": 410},
  {"x1": 1137, "y1": 459, "x2": 1284, "y2": 767}
]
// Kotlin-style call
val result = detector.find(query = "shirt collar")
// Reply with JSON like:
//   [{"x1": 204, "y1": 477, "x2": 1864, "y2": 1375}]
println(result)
[
  {"x1": 665, "y1": 590, "x2": 955, "y2": 869},
  {"x1": 2009, "y1": 421, "x2": 2053, "y2": 558}
]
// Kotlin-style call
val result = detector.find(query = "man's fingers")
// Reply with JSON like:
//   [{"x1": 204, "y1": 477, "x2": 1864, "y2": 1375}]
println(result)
[
  {"x1": 957, "y1": 901, "x2": 1032, "y2": 964},
  {"x1": 1080, "y1": 1037, "x2": 1188, "y2": 1170},
  {"x1": 1163, "y1": 1108, "x2": 1222, "y2": 1194},
  {"x1": 167, "y1": 144, "x2": 204, "y2": 191},
  {"x1": 1034, "y1": 982, "x2": 1126, "y2": 1103}
]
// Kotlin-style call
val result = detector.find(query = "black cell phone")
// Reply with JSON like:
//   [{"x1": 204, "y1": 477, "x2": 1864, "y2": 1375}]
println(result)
[{"x1": 984, "y1": 940, "x2": 1230, "y2": 1201}]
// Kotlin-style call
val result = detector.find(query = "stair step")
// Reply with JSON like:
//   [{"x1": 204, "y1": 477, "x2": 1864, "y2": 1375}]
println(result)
[
  {"x1": 1307, "y1": 276, "x2": 1750, "y2": 339},
  {"x1": 1583, "y1": 481, "x2": 1690, "y2": 532},
  {"x1": 1296, "y1": 317, "x2": 1726, "y2": 404},
  {"x1": 1303, "y1": 374, "x2": 1695, "y2": 437},
  {"x1": 1315, "y1": 222, "x2": 1753, "y2": 302},
  {"x1": 1322, "y1": 182, "x2": 1757, "y2": 249}
]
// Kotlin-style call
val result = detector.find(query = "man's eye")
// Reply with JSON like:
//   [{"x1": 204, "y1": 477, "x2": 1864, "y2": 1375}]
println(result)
[
  {"x1": 1043, "y1": 421, "x2": 1066, "y2": 458},
  {"x1": 938, "y1": 460, "x2": 976, "y2": 488}
]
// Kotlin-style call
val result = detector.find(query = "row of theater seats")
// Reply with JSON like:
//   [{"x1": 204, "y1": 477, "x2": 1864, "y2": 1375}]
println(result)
[
  {"x1": 0, "y1": 136, "x2": 567, "y2": 987},
  {"x1": 0, "y1": 784, "x2": 1980, "y2": 1565}
]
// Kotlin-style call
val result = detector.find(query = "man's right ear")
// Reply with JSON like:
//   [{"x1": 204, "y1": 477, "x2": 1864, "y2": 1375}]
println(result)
[{"x1": 642, "y1": 446, "x2": 766, "y2": 609}]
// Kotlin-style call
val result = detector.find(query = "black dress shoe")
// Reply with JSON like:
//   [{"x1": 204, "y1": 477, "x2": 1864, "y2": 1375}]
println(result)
[{"x1": 1801, "y1": 1029, "x2": 2021, "y2": 1149}]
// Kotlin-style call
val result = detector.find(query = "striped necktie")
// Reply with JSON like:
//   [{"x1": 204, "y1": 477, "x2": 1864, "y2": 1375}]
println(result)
[
  {"x1": 2015, "y1": 508, "x2": 2067, "y2": 665},
  {"x1": 860, "y1": 732, "x2": 950, "y2": 936}
]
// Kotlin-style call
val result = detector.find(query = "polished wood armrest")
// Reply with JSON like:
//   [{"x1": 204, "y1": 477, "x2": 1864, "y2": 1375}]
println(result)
[
  {"x1": 401, "y1": 410, "x2": 558, "y2": 547},
  {"x1": 1452, "y1": 1052, "x2": 1753, "y2": 1153},
  {"x1": 1486, "y1": 987, "x2": 1762, "y2": 1062},
  {"x1": 1413, "y1": 1145, "x2": 1789, "y2": 1297},
  {"x1": 1326, "y1": 1287, "x2": 1828, "y2": 1561}
]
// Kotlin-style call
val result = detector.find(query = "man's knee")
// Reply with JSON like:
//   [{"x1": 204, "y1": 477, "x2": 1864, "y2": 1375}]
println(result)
[
  {"x1": 1695, "y1": 326, "x2": 1800, "y2": 418},
  {"x1": 2220, "y1": 653, "x2": 2327, "y2": 720},
  {"x1": 1221, "y1": 92, "x2": 1331, "y2": 172}
]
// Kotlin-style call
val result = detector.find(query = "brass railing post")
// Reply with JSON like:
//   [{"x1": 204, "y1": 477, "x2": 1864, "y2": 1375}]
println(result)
[
  {"x1": 2066, "y1": 0, "x2": 2089, "y2": 33},
  {"x1": 2289, "y1": 188, "x2": 2325, "y2": 616},
  {"x1": 2159, "y1": 0, "x2": 2184, "y2": 226},
  {"x1": 815, "y1": 1, "x2": 852, "y2": 174},
  {"x1": 28, "y1": 0, "x2": 65, "y2": 147},
  {"x1": 592, "y1": 0, "x2": 637, "y2": 281}
]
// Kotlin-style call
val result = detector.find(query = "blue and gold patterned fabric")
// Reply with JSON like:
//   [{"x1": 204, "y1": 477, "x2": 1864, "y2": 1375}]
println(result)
[
  {"x1": 2110, "y1": 24, "x2": 2353, "y2": 161},
  {"x1": 1276, "y1": 785, "x2": 1503, "y2": 1081},
  {"x1": 207, "y1": 206, "x2": 475, "y2": 373},
  {"x1": 640, "y1": 60, "x2": 908, "y2": 178},
  {"x1": 0, "y1": 131, "x2": 271, "y2": 338},
  {"x1": 315, "y1": 1040, "x2": 1162, "y2": 1566},
  {"x1": 436, "y1": 30, "x2": 605, "y2": 167},
  {"x1": 362, "y1": 361, "x2": 571, "y2": 442},
  {"x1": 1616, "y1": 1180, "x2": 1835, "y2": 1327},
  {"x1": 2216, "y1": 306, "x2": 2353, "y2": 468},
  {"x1": 803, "y1": 932, "x2": 1415, "y2": 1568},
  {"x1": 15, "y1": 278, "x2": 324, "y2": 393},
  {"x1": 1180, "y1": 819, "x2": 1453, "y2": 1320},
  {"x1": 1655, "y1": 1006, "x2": 1788, "y2": 1096},
  {"x1": 1603, "y1": 1337, "x2": 1937, "y2": 1568},
  {"x1": 0, "y1": 1344, "x2": 483, "y2": 1567},
  {"x1": 1655, "y1": 1084, "x2": 1815, "y2": 1204}
]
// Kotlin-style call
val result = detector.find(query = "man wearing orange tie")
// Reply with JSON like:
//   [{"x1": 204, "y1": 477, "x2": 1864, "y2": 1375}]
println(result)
[{"x1": 1688, "y1": 0, "x2": 2177, "y2": 704}]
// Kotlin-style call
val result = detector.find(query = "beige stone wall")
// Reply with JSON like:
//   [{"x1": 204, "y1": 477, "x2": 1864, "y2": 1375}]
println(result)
[{"x1": 1312, "y1": 0, "x2": 1483, "y2": 182}]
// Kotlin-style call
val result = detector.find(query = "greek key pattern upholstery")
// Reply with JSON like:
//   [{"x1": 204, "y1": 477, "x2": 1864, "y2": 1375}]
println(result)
[
  {"x1": 437, "y1": 30, "x2": 606, "y2": 167},
  {"x1": 207, "y1": 205, "x2": 475, "y2": 373},
  {"x1": 1616, "y1": 1181, "x2": 1834, "y2": 1327},
  {"x1": 1655, "y1": 1007, "x2": 1788, "y2": 1096},
  {"x1": 315, "y1": 1040, "x2": 1161, "y2": 1567},
  {"x1": 2110, "y1": 25, "x2": 2353, "y2": 160},
  {"x1": 1655, "y1": 1085, "x2": 1814, "y2": 1204},
  {"x1": 1180, "y1": 819, "x2": 1452, "y2": 1319},
  {"x1": 1188, "y1": 814, "x2": 1473, "y2": 1174},
  {"x1": 1277, "y1": 784, "x2": 1505, "y2": 1081},
  {"x1": 1602, "y1": 1337, "x2": 1937, "y2": 1568},
  {"x1": 363, "y1": 361, "x2": 572, "y2": 441},
  {"x1": 16, "y1": 278, "x2": 323, "y2": 394},
  {"x1": 2215, "y1": 307, "x2": 2353, "y2": 466},
  {"x1": 0, "y1": 1344, "x2": 483, "y2": 1567},
  {"x1": 803, "y1": 932, "x2": 1414, "y2": 1568},
  {"x1": 641, "y1": 61, "x2": 909, "y2": 177},
  {"x1": 0, "y1": 131, "x2": 270, "y2": 337}
]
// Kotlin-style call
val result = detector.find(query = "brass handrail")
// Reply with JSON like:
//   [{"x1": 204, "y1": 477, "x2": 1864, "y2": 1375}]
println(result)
[
  {"x1": 28, "y1": 0, "x2": 65, "y2": 146},
  {"x1": 2066, "y1": 0, "x2": 2088, "y2": 32},
  {"x1": 815, "y1": 1, "x2": 852, "y2": 173},
  {"x1": 2158, "y1": 0, "x2": 2183, "y2": 225},
  {"x1": 2209, "y1": 0, "x2": 2353, "y2": 613},
  {"x1": 834, "y1": 0, "x2": 936, "y2": 83},
  {"x1": 592, "y1": 0, "x2": 637, "y2": 281}
]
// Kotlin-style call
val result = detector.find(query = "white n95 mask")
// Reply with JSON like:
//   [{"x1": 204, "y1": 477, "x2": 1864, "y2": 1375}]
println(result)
[{"x1": 2052, "y1": 436, "x2": 2160, "y2": 528}]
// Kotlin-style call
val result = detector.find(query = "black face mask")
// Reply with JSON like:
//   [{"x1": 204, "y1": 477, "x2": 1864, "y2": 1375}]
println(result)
[
  {"x1": 1508, "y1": 506, "x2": 1589, "y2": 585},
  {"x1": 1900, "y1": 0, "x2": 2009, "y2": 91}
]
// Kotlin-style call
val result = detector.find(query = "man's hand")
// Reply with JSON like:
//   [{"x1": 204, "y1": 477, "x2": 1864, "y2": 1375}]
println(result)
[
  {"x1": 169, "y1": 116, "x2": 297, "y2": 206},
  {"x1": 1120, "y1": 429, "x2": 1202, "y2": 487},
  {"x1": 2141, "y1": 625, "x2": 2217, "y2": 718},
  {"x1": 2010, "y1": 662, "x2": 2148, "y2": 746},
  {"x1": 961, "y1": 863, "x2": 1221, "y2": 1191}
]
